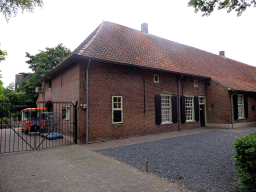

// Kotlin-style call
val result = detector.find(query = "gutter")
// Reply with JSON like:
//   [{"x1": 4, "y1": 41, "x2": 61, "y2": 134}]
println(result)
[
  {"x1": 178, "y1": 74, "x2": 183, "y2": 131},
  {"x1": 86, "y1": 59, "x2": 91, "y2": 144},
  {"x1": 230, "y1": 89, "x2": 236, "y2": 129}
]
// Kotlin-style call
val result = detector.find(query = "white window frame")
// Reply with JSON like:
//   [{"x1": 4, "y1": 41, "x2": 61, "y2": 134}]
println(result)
[
  {"x1": 112, "y1": 96, "x2": 123, "y2": 124},
  {"x1": 154, "y1": 74, "x2": 159, "y2": 83},
  {"x1": 65, "y1": 106, "x2": 70, "y2": 120},
  {"x1": 237, "y1": 94, "x2": 245, "y2": 119},
  {"x1": 185, "y1": 96, "x2": 195, "y2": 122},
  {"x1": 160, "y1": 94, "x2": 172, "y2": 124},
  {"x1": 199, "y1": 96, "x2": 206, "y2": 105},
  {"x1": 194, "y1": 80, "x2": 198, "y2": 87}
]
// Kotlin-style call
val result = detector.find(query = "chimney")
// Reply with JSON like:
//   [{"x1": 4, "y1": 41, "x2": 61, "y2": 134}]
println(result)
[
  {"x1": 141, "y1": 23, "x2": 148, "y2": 34},
  {"x1": 219, "y1": 51, "x2": 225, "y2": 57}
]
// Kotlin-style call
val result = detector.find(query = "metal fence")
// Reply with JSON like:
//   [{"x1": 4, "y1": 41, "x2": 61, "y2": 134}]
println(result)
[{"x1": 0, "y1": 101, "x2": 77, "y2": 154}]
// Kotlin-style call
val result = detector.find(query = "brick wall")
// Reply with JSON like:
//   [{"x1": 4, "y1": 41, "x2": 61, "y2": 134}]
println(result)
[
  {"x1": 234, "y1": 94, "x2": 256, "y2": 124},
  {"x1": 206, "y1": 80, "x2": 231, "y2": 124},
  {"x1": 42, "y1": 63, "x2": 80, "y2": 103},
  {"x1": 206, "y1": 80, "x2": 256, "y2": 126},
  {"x1": 81, "y1": 60, "x2": 207, "y2": 142},
  {"x1": 38, "y1": 59, "x2": 256, "y2": 142}
]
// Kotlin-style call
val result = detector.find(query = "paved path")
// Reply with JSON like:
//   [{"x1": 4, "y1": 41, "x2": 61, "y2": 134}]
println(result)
[
  {"x1": 1, "y1": 127, "x2": 255, "y2": 191},
  {"x1": 0, "y1": 139, "x2": 192, "y2": 191}
]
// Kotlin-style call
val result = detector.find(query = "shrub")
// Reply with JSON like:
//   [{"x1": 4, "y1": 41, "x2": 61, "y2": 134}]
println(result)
[{"x1": 232, "y1": 131, "x2": 256, "y2": 191}]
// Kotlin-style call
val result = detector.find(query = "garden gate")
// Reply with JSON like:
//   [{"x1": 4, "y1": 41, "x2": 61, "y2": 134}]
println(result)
[{"x1": 0, "y1": 101, "x2": 78, "y2": 154}]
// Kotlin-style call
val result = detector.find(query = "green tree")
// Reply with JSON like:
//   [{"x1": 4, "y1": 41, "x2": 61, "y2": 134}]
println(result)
[
  {"x1": 19, "y1": 44, "x2": 71, "y2": 102},
  {"x1": 4, "y1": 82, "x2": 26, "y2": 101},
  {"x1": 0, "y1": 70, "x2": 6, "y2": 99},
  {"x1": 0, "y1": 44, "x2": 7, "y2": 61},
  {"x1": 1, "y1": 0, "x2": 43, "y2": 22},
  {"x1": 188, "y1": 0, "x2": 256, "y2": 16},
  {"x1": 6, "y1": 82, "x2": 15, "y2": 91}
]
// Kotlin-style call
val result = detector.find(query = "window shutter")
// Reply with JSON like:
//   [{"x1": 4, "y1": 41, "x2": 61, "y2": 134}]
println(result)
[
  {"x1": 194, "y1": 96, "x2": 199, "y2": 121},
  {"x1": 155, "y1": 95, "x2": 162, "y2": 124},
  {"x1": 233, "y1": 94, "x2": 238, "y2": 120},
  {"x1": 180, "y1": 95, "x2": 186, "y2": 123},
  {"x1": 244, "y1": 95, "x2": 248, "y2": 119},
  {"x1": 113, "y1": 110, "x2": 122, "y2": 122},
  {"x1": 172, "y1": 96, "x2": 178, "y2": 123}
]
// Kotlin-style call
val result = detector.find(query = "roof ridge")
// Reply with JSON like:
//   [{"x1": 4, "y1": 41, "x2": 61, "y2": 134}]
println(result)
[{"x1": 77, "y1": 22, "x2": 105, "y2": 55}]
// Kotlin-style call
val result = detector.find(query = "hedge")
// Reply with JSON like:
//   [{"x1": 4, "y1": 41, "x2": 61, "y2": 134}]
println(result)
[{"x1": 232, "y1": 131, "x2": 256, "y2": 191}]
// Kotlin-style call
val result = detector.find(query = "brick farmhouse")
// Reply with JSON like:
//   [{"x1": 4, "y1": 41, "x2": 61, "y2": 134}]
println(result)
[{"x1": 38, "y1": 21, "x2": 256, "y2": 143}]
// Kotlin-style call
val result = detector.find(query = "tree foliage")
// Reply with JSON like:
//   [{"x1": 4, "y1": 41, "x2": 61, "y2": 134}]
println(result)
[
  {"x1": 19, "y1": 44, "x2": 71, "y2": 102},
  {"x1": 0, "y1": 44, "x2": 7, "y2": 61},
  {"x1": 0, "y1": 71, "x2": 5, "y2": 99},
  {"x1": 188, "y1": 0, "x2": 256, "y2": 16},
  {"x1": 0, "y1": 0, "x2": 43, "y2": 22}
]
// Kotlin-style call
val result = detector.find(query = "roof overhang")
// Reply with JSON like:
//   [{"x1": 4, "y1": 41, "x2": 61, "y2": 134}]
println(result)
[{"x1": 76, "y1": 55, "x2": 211, "y2": 80}]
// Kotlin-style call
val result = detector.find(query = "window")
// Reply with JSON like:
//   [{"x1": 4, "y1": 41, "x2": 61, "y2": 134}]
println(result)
[
  {"x1": 161, "y1": 95, "x2": 172, "y2": 123},
  {"x1": 199, "y1": 97, "x2": 205, "y2": 105},
  {"x1": 154, "y1": 74, "x2": 159, "y2": 83},
  {"x1": 49, "y1": 79, "x2": 52, "y2": 89},
  {"x1": 65, "y1": 106, "x2": 70, "y2": 120},
  {"x1": 194, "y1": 80, "x2": 198, "y2": 87},
  {"x1": 112, "y1": 96, "x2": 123, "y2": 123},
  {"x1": 237, "y1": 94, "x2": 244, "y2": 119},
  {"x1": 185, "y1": 96, "x2": 194, "y2": 121}
]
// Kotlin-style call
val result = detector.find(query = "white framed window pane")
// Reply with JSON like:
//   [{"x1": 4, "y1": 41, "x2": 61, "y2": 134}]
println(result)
[
  {"x1": 112, "y1": 96, "x2": 123, "y2": 123},
  {"x1": 161, "y1": 96, "x2": 171, "y2": 123},
  {"x1": 237, "y1": 94, "x2": 244, "y2": 118},
  {"x1": 66, "y1": 106, "x2": 70, "y2": 120},
  {"x1": 238, "y1": 105, "x2": 243, "y2": 118},
  {"x1": 199, "y1": 97, "x2": 205, "y2": 104},
  {"x1": 185, "y1": 97, "x2": 193, "y2": 121},
  {"x1": 237, "y1": 96, "x2": 243, "y2": 105}
]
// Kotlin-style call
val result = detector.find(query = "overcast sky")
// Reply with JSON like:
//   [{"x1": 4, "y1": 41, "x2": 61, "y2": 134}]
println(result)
[{"x1": 1, "y1": 0, "x2": 255, "y2": 88}]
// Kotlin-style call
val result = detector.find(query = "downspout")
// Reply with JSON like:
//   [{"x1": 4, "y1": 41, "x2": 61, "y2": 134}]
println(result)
[
  {"x1": 86, "y1": 59, "x2": 91, "y2": 144},
  {"x1": 178, "y1": 75, "x2": 183, "y2": 131},
  {"x1": 230, "y1": 90, "x2": 236, "y2": 129}
]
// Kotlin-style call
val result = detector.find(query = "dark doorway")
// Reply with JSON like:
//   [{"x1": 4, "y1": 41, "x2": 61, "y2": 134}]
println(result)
[{"x1": 200, "y1": 105, "x2": 205, "y2": 127}]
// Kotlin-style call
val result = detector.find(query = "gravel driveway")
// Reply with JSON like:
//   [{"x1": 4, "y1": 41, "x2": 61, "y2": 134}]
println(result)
[{"x1": 96, "y1": 129, "x2": 256, "y2": 192}]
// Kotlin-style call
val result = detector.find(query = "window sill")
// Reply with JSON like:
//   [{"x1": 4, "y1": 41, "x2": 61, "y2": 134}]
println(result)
[
  {"x1": 186, "y1": 120, "x2": 196, "y2": 123},
  {"x1": 112, "y1": 122, "x2": 123, "y2": 124},
  {"x1": 238, "y1": 117, "x2": 246, "y2": 120},
  {"x1": 161, "y1": 122, "x2": 173, "y2": 125}
]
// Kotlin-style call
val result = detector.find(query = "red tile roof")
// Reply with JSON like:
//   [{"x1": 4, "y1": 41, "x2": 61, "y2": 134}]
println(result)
[{"x1": 49, "y1": 21, "x2": 256, "y2": 92}]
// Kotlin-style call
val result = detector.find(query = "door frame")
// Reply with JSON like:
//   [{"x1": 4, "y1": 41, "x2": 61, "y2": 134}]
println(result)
[{"x1": 199, "y1": 96, "x2": 207, "y2": 127}]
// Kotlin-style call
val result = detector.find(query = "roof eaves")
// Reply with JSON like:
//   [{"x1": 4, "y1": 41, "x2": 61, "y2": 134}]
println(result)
[
  {"x1": 210, "y1": 79, "x2": 230, "y2": 89},
  {"x1": 76, "y1": 54, "x2": 211, "y2": 80}
]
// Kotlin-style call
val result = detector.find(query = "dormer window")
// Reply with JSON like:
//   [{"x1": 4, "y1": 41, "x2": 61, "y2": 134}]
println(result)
[{"x1": 154, "y1": 74, "x2": 159, "y2": 83}]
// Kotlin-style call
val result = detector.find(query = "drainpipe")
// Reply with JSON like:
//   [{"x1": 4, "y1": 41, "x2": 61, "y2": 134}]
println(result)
[
  {"x1": 230, "y1": 90, "x2": 236, "y2": 129},
  {"x1": 86, "y1": 59, "x2": 91, "y2": 144},
  {"x1": 178, "y1": 75, "x2": 183, "y2": 131}
]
